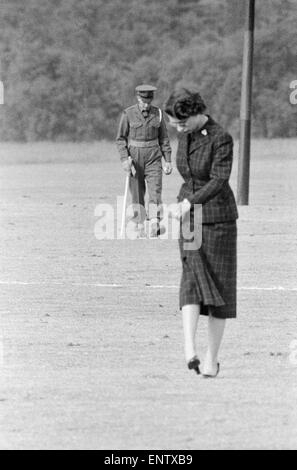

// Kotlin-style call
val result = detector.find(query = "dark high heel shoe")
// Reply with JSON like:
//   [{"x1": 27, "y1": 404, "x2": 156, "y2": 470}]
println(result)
[
  {"x1": 202, "y1": 363, "x2": 220, "y2": 378},
  {"x1": 187, "y1": 356, "x2": 201, "y2": 375}
]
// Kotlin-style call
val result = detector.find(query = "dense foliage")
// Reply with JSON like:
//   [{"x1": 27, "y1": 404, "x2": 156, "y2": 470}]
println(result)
[{"x1": 0, "y1": 0, "x2": 296, "y2": 141}]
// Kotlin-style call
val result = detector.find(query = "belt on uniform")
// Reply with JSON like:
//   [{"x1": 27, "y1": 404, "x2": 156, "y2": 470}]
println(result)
[{"x1": 129, "y1": 139, "x2": 159, "y2": 148}]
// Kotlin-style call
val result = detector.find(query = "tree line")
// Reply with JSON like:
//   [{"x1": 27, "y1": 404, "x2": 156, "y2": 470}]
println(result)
[{"x1": 0, "y1": 0, "x2": 296, "y2": 142}]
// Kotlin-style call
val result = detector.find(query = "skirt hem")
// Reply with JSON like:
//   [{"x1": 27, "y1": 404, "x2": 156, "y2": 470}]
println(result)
[{"x1": 179, "y1": 301, "x2": 237, "y2": 319}]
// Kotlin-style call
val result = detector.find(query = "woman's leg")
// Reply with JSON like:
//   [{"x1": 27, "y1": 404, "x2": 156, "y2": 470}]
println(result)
[
  {"x1": 203, "y1": 314, "x2": 226, "y2": 375},
  {"x1": 182, "y1": 304, "x2": 200, "y2": 362}
]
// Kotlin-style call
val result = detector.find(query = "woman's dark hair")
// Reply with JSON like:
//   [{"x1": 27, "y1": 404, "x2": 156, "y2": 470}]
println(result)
[{"x1": 164, "y1": 88, "x2": 206, "y2": 119}]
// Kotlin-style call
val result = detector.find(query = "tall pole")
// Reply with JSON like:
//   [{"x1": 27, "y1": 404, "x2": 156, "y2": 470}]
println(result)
[{"x1": 237, "y1": 0, "x2": 255, "y2": 205}]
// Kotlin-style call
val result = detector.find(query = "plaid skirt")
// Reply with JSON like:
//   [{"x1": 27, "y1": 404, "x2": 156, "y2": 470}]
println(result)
[{"x1": 179, "y1": 221, "x2": 237, "y2": 319}]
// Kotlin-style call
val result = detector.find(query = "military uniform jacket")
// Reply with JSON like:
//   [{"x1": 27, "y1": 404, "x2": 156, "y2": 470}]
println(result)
[
  {"x1": 116, "y1": 104, "x2": 172, "y2": 162},
  {"x1": 177, "y1": 116, "x2": 238, "y2": 224}
]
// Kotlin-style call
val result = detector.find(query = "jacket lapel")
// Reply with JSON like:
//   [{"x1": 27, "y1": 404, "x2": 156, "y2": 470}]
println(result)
[
  {"x1": 188, "y1": 116, "x2": 214, "y2": 154},
  {"x1": 146, "y1": 107, "x2": 158, "y2": 124},
  {"x1": 135, "y1": 105, "x2": 146, "y2": 123},
  {"x1": 177, "y1": 133, "x2": 189, "y2": 158}
]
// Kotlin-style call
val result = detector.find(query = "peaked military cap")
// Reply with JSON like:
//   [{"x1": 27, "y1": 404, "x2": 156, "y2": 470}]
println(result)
[{"x1": 136, "y1": 84, "x2": 157, "y2": 99}]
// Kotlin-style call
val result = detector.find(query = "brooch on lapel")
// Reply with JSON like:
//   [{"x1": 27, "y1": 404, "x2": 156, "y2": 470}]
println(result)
[{"x1": 201, "y1": 129, "x2": 208, "y2": 136}]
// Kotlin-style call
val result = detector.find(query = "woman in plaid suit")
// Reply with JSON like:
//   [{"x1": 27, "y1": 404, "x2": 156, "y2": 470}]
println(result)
[{"x1": 164, "y1": 88, "x2": 238, "y2": 378}]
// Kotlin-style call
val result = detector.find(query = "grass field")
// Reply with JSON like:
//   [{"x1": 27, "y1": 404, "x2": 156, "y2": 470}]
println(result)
[{"x1": 0, "y1": 139, "x2": 297, "y2": 450}]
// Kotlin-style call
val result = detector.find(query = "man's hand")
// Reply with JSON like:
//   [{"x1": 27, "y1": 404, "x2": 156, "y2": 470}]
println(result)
[
  {"x1": 170, "y1": 199, "x2": 191, "y2": 220},
  {"x1": 122, "y1": 157, "x2": 132, "y2": 174},
  {"x1": 163, "y1": 162, "x2": 173, "y2": 175}
]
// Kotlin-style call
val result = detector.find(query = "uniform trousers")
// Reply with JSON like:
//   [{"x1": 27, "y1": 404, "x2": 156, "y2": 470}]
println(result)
[{"x1": 129, "y1": 144, "x2": 163, "y2": 224}]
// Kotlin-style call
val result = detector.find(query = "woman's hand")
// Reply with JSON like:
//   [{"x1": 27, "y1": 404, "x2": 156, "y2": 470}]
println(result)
[{"x1": 170, "y1": 199, "x2": 191, "y2": 220}]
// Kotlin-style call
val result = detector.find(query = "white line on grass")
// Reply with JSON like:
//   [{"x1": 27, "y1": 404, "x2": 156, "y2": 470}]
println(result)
[{"x1": 0, "y1": 281, "x2": 297, "y2": 291}]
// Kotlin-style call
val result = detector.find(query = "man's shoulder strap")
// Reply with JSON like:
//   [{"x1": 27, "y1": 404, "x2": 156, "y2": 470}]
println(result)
[
  {"x1": 125, "y1": 104, "x2": 137, "y2": 112},
  {"x1": 151, "y1": 105, "x2": 162, "y2": 123},
  {"x1": 158, "y1": 108, "x2": 162, "y2": 123},
  {"x1": 124, "y1": 105, "x2": 139, "y2": 119}
]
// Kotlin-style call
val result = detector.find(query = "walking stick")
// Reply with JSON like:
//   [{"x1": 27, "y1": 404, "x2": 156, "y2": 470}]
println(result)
[{"x1": 120, "y1": 163, "x2": 131, "y2": 239}]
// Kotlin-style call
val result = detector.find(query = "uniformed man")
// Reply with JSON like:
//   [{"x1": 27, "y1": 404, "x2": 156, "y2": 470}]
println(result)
[{"x1": 116, "y1": 84, "x2": 172, "y2": 238}]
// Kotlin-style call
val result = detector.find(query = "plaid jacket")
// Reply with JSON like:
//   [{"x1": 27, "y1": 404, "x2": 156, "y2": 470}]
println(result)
[{"x1": 176, "y1": 116, "x2": 238, "y2": 224}]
